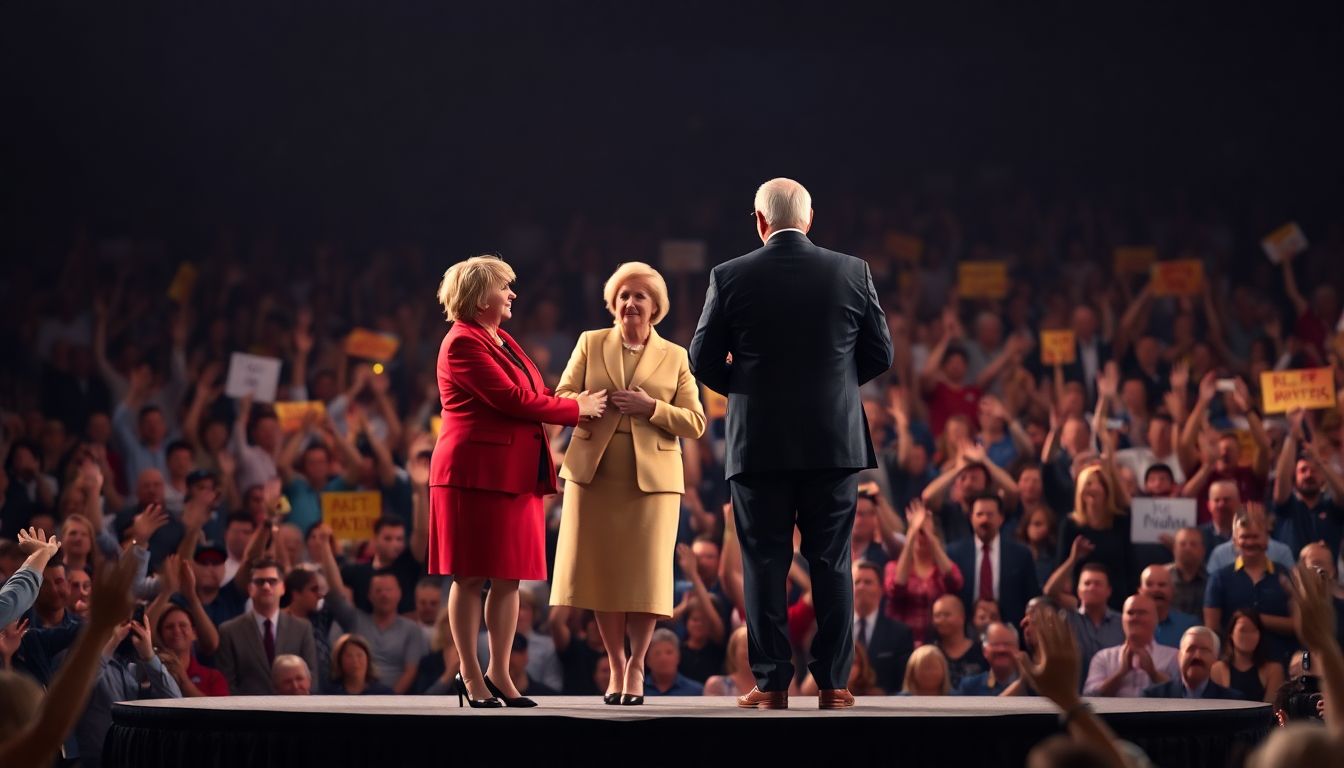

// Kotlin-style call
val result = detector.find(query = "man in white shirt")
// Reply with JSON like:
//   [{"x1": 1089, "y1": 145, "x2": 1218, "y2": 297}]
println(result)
[
  {"x1": 1115, "y1": 413, "x2": 1186, "y2": 488},
  {"x1": 1083, "y1": 593, "x2": 1179, "y2": 697}
]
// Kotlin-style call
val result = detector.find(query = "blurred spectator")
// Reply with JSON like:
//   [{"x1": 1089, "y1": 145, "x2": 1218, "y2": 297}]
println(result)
[
  {"x1": 1015, "y1": 505, "x2": 1057, "y2": 588},
  {"x1": 327, "y1": 633, "x2": 394, "y2": 695},
  {"x1": 272, "y1": 654, "x2": 313, "y2": 695},
  {"x1": 1204, "y1": 509, "x2": 1296, "y2": 663},
  {"x1": 1206, "y1": 503, "x2": 1295, "y2": 574},
  {"x1": 0, "y1": 528, "x2": 61, "y2": 627},
  {"x1": 341, "y1": 571, "x2": 428, "y2": 693},
  {"x1": 412, "y1": 607, "x2": 461, "y2": 695},
  {"x1": 549, "y1": 607, "x2": 607, "y2": 695},
  {"x1": 899, "y1": 644, "x2": 952, "y2": 695},
  {"x1": 1167, "y1": 526, "x2": 1208, "y2": 617},
  {"x1": 507, "y1": 633, "x2": 558, "y2": 696},
  {"x1": 800, "y1": 641, "x2": 883, "y2": 697},
  {"x1": 1210, "y1": 609, "x2": 1285, "y2": 703},
  {"x1": 340, "y1": 516, "x2": 422, "y2": 614},
  {"x1": 704, "y1": 626, "x2": 753, "y2": 697},
  {"x1": 1199, "y1": 478, "x2": 1239, "y2": 556},
  {"x1": 884, "y1": 500, "x2": 963, "y2": 644},
  {"x1": 155, "y1": 604, "x2": 227, "y2": 697},
  {"x1": 1056, "y1": 465, "x2": 1135, "y2": 610},
  {"x1": 408, "y1": 577, "x2": 443, "y2": 645},
  {"x1": 1272, "y1": 410, "x2": 1344, "y2": 563},
  {"x1": 931, "y1": 594, "x2": 986, "y2": 687},
  {"x1": 644, "y1": 629, "x2": 703, "y2": 696},
  {"x1": 1142, "y1": 626, "x2": 1242, "y2": 699},
  {"x1": 1083, "y1": 594, "x2": 1178, "y2": 697},
  {"x1": 852, "y1": 560, "x2": 913, "y2": 694},
  {"x1": 955, "y1": 622, "x2": 1020, "y2": 695},
  {"x1": 1045, "y1": 563, "x2": 1123, "y2": 683},
  {"x1": 677, "y1": 592, "x2": 725, "y2": 683},
  {"x1": 1138, "y1": 564, "x2": 1197, "y2": 647},
  {"x1": 221, "y1": 512, "x2": 255, "y2": 584},
  {"x1": 971, "y1": 599, "x2": 1000, "y2": 639},
  {"x1": 948, "y1": 493, "x2": 1041, "y2": 629},
  {"x1": 216, "y1": 558, "x2": 317, "y2": 694}
]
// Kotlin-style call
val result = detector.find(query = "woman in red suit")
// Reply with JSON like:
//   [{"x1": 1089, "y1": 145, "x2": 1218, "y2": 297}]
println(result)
[{"x1": 430, "y1": 255, "x2": 606, "y2": 707}]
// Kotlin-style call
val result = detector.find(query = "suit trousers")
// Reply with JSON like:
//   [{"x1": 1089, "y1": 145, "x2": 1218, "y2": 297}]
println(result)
[{"x1": 730, "y1": 468, "x2": 858, "y2": 691}]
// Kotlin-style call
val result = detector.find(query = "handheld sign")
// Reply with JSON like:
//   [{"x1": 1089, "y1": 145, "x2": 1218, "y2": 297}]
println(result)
[
  {"x1": 344, "y1": 329, "x2": 401, "y2": 363},
  {"x1": 884, "y1": 232, "x2": 924, "y2": 263},
  {"x1": 957, "y1": 261, "x2": 1009, "y2": 299},
  {"x1": 1260, "y1": 367, "x2": 1336, "y2": 414},
  {"x1": 274, "y1": 401, "x2": 326, "y2": 432},
  {"x1": 1131, "y1": 497, "x2": 1197, "y2": 544},
  {"x1": 1150, "y1": 260, "x2": 1203, "y2": 296},
  {"x1": 321, "y1": 491, "x2": 383, "y2": 543},
  {"x1": 1040, "y1": 330, "x2": 1077, "y2": 365},
  {"x1": 659, "y1": 240, "x2": 707, "y2": 275},
  {"x1": 167, "y1": 262, "x2": 198, "y2": 303},
  {"x1": 1261, "y1": 222, "x2": 1309, "y2": 265},
  {"x1": 225, "y1": 352, "x2": 283, "y2": 403},
  {"x1": 1113, "y1": 246, "x2": 1157, "y2": 275}
]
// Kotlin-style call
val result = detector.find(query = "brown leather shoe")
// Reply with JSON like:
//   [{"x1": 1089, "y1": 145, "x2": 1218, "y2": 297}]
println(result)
[
  {"x1": 736, "y1": 687, "x2": 788, "y2": 710},
  {"x1": 818, "y1": 688, "x2": 855, "y2": 709}
]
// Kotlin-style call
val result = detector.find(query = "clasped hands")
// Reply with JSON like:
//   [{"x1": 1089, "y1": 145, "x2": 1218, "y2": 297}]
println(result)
[{"x1": 577, "y1": 387, "x2": 656, "y2": 420}]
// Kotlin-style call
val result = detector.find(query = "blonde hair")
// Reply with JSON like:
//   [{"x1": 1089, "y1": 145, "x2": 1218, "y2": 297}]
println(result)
[
  {"x1": 1071, "y1": 464, "x2": 1119, "y2": 528},
  {"x1": 753, "y1": 177, "x2": 812, "y2": 229},
  {"x1": 437, "y1": 255, "x2": 516, "y2": 321},
  {"x1": 723, "y1": 626, "x2": 749, "y2": 675},
  {"x1": 901, "y1": 645, "x2": 951, "y2": 695},
  {"x1": 602, "y1": 262, "x2": 670, "y2": 326},
  {"x1": 0, "y1": 670, "x2": 42, "y2": 742}
]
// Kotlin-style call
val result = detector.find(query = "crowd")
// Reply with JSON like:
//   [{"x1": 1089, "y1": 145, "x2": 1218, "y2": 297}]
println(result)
[{"x1": 1, "y1": 180, "x2": 1343, "y2": 766}]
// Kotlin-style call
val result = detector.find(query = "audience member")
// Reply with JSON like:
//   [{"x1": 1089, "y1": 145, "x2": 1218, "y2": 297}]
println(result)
[
  {"x1": 342, "y1": 571, "x2": 428, "y2": 693},
  {"x1": 0, "y1": 528, "x2": 61, "y2": 626},
  {"x1": 340, "y1": 516, "x2": 422, "y2": 614},
  {"x1": 328, "y1": 633, "x2": 394, "y2": 695},
  {"x1": 1046, "y1": 563, "x2": 1123, "y2": 684},
  {"x1": 1056, "y1": 465, "x2": 1135, "y2": 609},
  {"x1": 930, "y1": 594, "x2": 986, "y2": 688},
  {"x1": 1166, "y1": 527, "x2": 1208, "y2": 617},
  {"x1": 644, "y1": 629, "x2": 703, "y2": 696},
  {"x1": 1209, "y1": 609, "x2": 1284, "y2": 703},
  {"x1": 884, "y1": 500, "x2": 963, "y2": 644},
  {"x1": 955, "y1": 622, "x2": 1020, "y2": 695},
  {"x1": 216, "y1": 557, "x2": 317, "y2": 694},
  {"x1": 1204, "y1": 509, "x2": 1296, "y2": 662},
  {"x1": 1138, "y1": 564, "x2": 1197, "y2": 647},
  {"x1": 272, "y1": 654, "x2": 313, "y2": 695},
  {"x1": 156, "y1": 604, "x2": 228, "y2": 697},
  {"x1": 852, "y1": 560, "x2": 913, "y2": 693},
  {"x1": 1272, "y1": 410, "x2": 1344, "y2": 562},
  {"x1": 412, "y1": 607, "x2": 461, "y2": 695},
  {"x1": 507, "y1": 634, "x2": 558, "y2": 696},
  {"x1": 1142, "y1": 626, "x2": 1243, "y2": 699},
  {"x1": 899, "y1": 644, "x2": 952, "y2": 696},
  {"x1": 1083, "y1": 594, "x2": 1178, "y2": 697},
  {"x1": 704, "y1": 626, "x2": 754, "y2": 697}
]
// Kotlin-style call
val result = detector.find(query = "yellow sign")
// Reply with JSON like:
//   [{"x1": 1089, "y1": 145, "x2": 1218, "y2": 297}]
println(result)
[
  {"x1": 274, "y1": 401, "x2": 326, "y2": 432},
  {"x1": 703, "y1": 387, "x2": 727, "y2": 420},
  {"x1": 957, "y1": 261, "x2": 1009, "y2": 299},
  {"x1": 167, "y1": 262, "x2": 198, "y2": 303},
  {"x1": 1260, "y1": 368, "x2": 1337, "y2": 414},
  {"x1": 1261, "y1": 222, "x2": 1308, "y2": 265},
  {"x1": 1113, "y1": 246, "x2": 1157, "y2": 274},
  {"x1": 884, "y1": 232, "x2": 924, "y2": 263},
  {"x1": 1150, "y1": 260, "x2": 1203, "y2": 297},
  {"x1": 1040, "y1": 330, "x2": 1077, "y2": 365},
  {"x1": 344, "y1": 329, "x2": 401, "y2": 362},
  {"x1": 321, "y1": 491, "x2": 383, "y2": 543},
  {"x1": 1233, "y1": 430, "x2": 1259, "y2": 469}
]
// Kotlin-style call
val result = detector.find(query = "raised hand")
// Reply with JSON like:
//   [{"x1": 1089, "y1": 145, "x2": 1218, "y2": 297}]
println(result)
[
  {"x1": 0, "y1": 619, "x2": 29, "y2": 661},
  {"x1": 130, "y1": 503, "x2": 169, "y2": 543},
  {"x1": 1069, "y1": 535, "x2": 1095, "y2": 562},
  {"x1": 1169, "y1": 360, "x2": 1190, "y2": 393},
  {"x1": 1197, "y1": 371, "x2": 1217, "y2": 404},
  {"x1": 676, "y1": 543, "x2": 699, "y2": 583},
  {"x1": 17, "y1": 527, "x2": 61, "y2": 558},
  {"x1": 89, "y1": 556, "x2": 140, "y2": 633},
  {"x1": 1096, "y1": 362, "x2": 1120, "y2": 400},
  {"x1": 1291, "y1": 564, "x2": 1339, "y2": 653},
  {"x1": 128, "y1": 613, "x2": 155, "y2": 661},
  {"x1": 905, "y1": 499, "x2": 929, "y2": 535},
  {"x1": 1016, "y1": 605, "x2": 1081, "y2": 707}
]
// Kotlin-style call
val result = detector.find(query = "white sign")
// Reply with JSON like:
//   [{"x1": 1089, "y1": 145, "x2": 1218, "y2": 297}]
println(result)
[
  {"x1": 1260, "y1": 222, "x2": 1309, "y2": 265},
  {"x1": 225, "y1": 352, "x2": 283, "y2": 403},
  {"x1": 1130, "y1": 497, "x2": 1197, "y2": 544}
]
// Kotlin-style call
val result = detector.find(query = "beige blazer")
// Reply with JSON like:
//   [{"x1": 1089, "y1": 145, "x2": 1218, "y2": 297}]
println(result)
[{"x1": 557, "y1": 326, "x2": 706, "y2": 493}]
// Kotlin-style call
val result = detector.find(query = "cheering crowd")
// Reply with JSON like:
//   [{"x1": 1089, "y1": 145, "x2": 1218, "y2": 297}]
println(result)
[{"x1": 1, "y1": 182, "x2": 1343, "y2": 766}]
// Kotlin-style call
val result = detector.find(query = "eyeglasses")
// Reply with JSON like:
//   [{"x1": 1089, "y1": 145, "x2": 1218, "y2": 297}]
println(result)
[{"x1": 251, "y1": 577, "x2": 280, "y2": 587}]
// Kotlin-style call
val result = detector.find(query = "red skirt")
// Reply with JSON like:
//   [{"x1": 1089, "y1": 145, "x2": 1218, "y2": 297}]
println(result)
[{"x1": 427, "y1": 485, "x2": 547, "y2": 580}]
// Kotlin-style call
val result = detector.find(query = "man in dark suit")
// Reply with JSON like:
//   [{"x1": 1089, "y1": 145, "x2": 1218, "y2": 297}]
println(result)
[
  {"x1": 216, "y1": 557, "x2": 318, "y2": 694},
  {"x1": 691, "y1": 177, "x2": 893, "y2": 709},
  {"x1": 1143, "y1": 626, "x2": 1244, "y2": 699},
  {"x1": 852, "y1": 560, "x2": 913, "y2": 694},
  {"x1": 947, "y1": 493, "x2": 1041, "y2": 630}
]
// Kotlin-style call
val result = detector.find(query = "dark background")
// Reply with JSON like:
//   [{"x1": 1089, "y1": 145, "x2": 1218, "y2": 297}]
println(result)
[{"x1": 4, "y1": 2, "x2": 1343, "y2": 254}]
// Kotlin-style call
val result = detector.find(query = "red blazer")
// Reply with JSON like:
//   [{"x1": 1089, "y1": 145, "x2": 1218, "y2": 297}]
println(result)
[{"x1": 429, "y1": 319, "x2": 580, "y2": 495}]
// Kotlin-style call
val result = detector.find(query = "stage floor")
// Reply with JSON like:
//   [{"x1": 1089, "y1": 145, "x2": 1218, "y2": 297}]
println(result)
[{"x1": 107, "y1": 695, "x2": 1273, "y2": 768}]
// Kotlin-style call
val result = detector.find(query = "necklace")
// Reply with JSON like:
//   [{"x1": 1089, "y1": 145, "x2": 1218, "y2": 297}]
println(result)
[{"x1": 621, "y1": 341, "x2": 644, "y2": 355}]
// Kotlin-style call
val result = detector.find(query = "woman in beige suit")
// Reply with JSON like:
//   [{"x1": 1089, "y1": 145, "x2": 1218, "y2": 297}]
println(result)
[{"x1": 551, "y1": 261, "x2": 706, "y2": 705}]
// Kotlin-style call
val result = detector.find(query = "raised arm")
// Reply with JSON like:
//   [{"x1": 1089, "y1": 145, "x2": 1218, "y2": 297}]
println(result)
[
  {"x1": 447, "y1": 335, "x2": 581, "y2": 425},
  {"x1": 1281, "y1": 255, "x2": 1309, "y2": 318},
  {"x1": 1274, "y1": 410, "x2": 1304, "y2": 505}
]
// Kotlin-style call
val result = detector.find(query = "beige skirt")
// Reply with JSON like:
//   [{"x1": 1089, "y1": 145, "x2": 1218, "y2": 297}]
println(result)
[{"x1": 550, "y1": 432, "x2": 680, "y2": 618}]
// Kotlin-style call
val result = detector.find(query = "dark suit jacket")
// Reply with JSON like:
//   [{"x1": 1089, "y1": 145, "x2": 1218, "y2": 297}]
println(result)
[
  {"x1": 1142, "y1": 679, "x2": 1244, "y2": 700},
  {"x1": 947, "y1": 536, "x2": 1042, "y2": 629},
  {"x1": 689, "y1": 231, "x2": 893, "y2": 478},
  {"x1": 863, "y1": 614, "x2": 914, "y2": 694},
  {"x1": 216, "y1": 610, "x2": 318, "y2": 695}
]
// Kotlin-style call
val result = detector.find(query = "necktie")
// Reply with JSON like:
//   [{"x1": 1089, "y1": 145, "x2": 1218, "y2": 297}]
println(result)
[
  {"x1": 263, "y1": 618, "x2": 276, "y2": 665},
  {"x1": 857, "y1": 615, "x2": 869, "y2": 646},
  {"x1": 979, "y1": 542, "x2": 994, "y2": 602}
]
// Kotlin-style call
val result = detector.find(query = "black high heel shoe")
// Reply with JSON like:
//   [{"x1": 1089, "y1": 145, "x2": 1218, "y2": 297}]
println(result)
[
  {"x1": 484, "y1": 675, "x2": 538, "y2": 708},
  {"x1": 620, "y1": 693, "x2": 644, "y2": 706},
  {"x1": 603, "y1": 692, "x2": 623, "y2": 705},
  {"x1": 453, "y1": 673, "x2": 502, "y2": 708}
]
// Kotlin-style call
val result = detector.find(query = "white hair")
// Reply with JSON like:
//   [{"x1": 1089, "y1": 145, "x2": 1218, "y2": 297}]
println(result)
[
  {"x1": 753, "y1": 177, "x2": 812, "y2": 229},
  {"x1": 1182, "y1": 625, "x2": 1220, "y2": 657}
]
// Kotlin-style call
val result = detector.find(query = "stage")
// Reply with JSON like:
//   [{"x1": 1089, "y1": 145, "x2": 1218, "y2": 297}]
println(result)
[{"x1": 106, "y1": 695, "x2": 1273, "y2": 768}]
